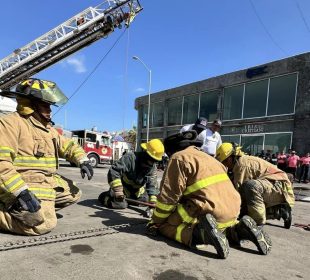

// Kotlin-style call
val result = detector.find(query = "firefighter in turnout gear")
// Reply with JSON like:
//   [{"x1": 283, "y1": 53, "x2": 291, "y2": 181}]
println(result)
[
  {"x1": 148, "y1": 131, "x2": 272, "y2": 259},
  {"x1": 98, "y1": 139, "x2": 164, "y2": 209},
  {"x1": 216, "y1": 143, "x2": 294, "y2": 229},
  {"x1": 0, "y1": 78, "x2": 93, "y2": 236}
]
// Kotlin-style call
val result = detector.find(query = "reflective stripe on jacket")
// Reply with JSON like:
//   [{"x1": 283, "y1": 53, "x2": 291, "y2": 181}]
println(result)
[
  {"x1": 152, "y1": 146, "x2": 241, "y2": 225},
  {"x1": 0, "y1": 112, "x2": 86, "y2": 206},
  {"x1": 107, "y1": 151, "x2": 158, "y2": 196},
  {"x1": 233, "y1": 155, "x2": 295, "y2": 206}
]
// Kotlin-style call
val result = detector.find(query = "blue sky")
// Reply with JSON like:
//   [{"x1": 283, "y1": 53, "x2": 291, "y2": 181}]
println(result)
[{"x1": 1, "y1": 0, "x2": 310, "y2": 132}]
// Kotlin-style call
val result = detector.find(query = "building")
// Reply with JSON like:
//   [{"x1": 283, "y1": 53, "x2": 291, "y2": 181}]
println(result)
[
  {"x1": 135, "y1": 52, "x2": 310, "y2": 155},
  {"x1": 0, "y1": 97, "x2": 16, "y2": 116}
]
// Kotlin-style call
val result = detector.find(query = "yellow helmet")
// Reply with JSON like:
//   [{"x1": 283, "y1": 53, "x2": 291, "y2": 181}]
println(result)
[
  {"x1": 216, "y1": 142, "x2": 244, "y2": 162},
  {"x1": 141, "y1": 139, "x2": 165, "y2": 161}
]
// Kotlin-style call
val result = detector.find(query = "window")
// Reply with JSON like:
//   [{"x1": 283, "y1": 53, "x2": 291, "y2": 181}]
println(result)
[
  {"x1": 241, "y1": 135, "x2": 264, "y2": 156},
  {"x1": 223, "y1": 85, "x2": 243, "y2": 120},
  {"x1": 141, "y1": 105, "x2": 148, "y2": 128},
  {"x1": 264, "y1": 133, "x2": 291, "y2": 153},
  {"x1": 167, "y1": 97, "x2": 182, "y2": 125},
  {"x1": 267, "y1": 73, "x2": 297, "y2": 116},
  {"x1": 243, "y1": 79, "x2": 268, "y2": 118},
  {"x1": 151, "y1": 102, "x2": 164, "y2": 127},
  {"x1": 183, "y1": 94, "x2": 199, "y2": 124},
  {"x1": 200, "y1": 90, "x2": 219, "y2": 121}
]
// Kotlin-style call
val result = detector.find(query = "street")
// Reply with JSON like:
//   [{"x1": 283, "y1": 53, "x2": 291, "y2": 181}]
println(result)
[{"x1": 0, "y1": 163, "x2": 309, "y2": 280}]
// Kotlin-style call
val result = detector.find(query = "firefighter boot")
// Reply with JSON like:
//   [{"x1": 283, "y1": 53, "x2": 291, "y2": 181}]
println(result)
[
  {"x1": 266, "y1": 204, "x2": 292, "y2": 229},
  {"x1": 281, "y1": 204, "x2": 292, "y2": 229},
  {"x1": 192, "y1": 214, "x2": 229, "y2": 259},
  {"x1": 232, "y1": 215, "x2": 272, "y2": 255}
]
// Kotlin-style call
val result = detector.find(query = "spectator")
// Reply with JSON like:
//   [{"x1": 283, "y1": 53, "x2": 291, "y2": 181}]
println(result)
[
  {"x1": 271, "y1": 154, "x2": 277, "y2": 165},
  {"x1": 298, "y1": 152, "x2": 310, "y2": 183},
  {"x1": 287, "y1": 151, "x2": 300, "y2": 181},
  {"x1": 277, "y1": 151, "x2": 287, "y2": 171},
  {"x1": 199, "y1": 119, "x2": 222, "y2": 156}
]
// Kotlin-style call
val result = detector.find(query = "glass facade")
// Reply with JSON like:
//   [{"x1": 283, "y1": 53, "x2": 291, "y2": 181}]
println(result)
[
  {"x1": 243, "y1": 79, "x2": 268, "y2": 118},
  {"x1": 222, "y1": 132, "x2": 292, "y2": 155},
  {"x1": 267, "y1": 74, "x2": 297, "y2": 116},
  {"x1": 151, "y1": 101, "x2": 164, "y2": 127},
  {"x1": 182, "y1": 94, "x2": 199, "y2": 124},
  {"x1": 223, "y1": 85, "x2": 243, "y2": 120},
  {"x1": 200, "y1": 90, "x2": 219, "y2": 122},
  {"x1": 223, "y1": 73, "x2": 297, "y2": 120},
  {"x1": 141, "y1": 104, "x2": 148, "y2": 128},
  {"x1": 167, "y1": 97, "x2": 183, "y2": 126}
]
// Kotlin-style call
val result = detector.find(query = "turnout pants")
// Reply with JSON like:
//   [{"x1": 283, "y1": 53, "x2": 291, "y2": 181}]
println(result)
[
  {"x1": 0, "y1": 174, "x2": 81, "y2": 236},
  {"x1": 239, "y1": 179, "x2": 286, "y2": 225},
  {"x1": 158, "y1": 200, "x2": 237, "y2": 247}
]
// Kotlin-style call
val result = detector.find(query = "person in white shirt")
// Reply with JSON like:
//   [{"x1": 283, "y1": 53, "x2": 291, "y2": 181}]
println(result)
[
  {"x1": 180, "y1": 117, "x2": 208, "y2": 136},
  {"x1": 199, "y1": 119, "x2": 222, "y2": 156}
]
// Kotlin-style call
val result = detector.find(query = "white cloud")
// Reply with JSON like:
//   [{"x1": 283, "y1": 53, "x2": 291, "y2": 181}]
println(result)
[
  {"x1": 65, "y1": 56, "x2": 87, "y2": 73},
  {"x1": 135, "y1": 87, "x2": 145, "y2": 92}
]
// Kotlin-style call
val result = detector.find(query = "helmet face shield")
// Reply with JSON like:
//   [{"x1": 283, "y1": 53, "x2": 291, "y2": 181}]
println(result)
[
  {"x1": 0, "y1": 79, "x2": 68, "y2": 106},
  {"x1": 40, "y1": 82, "x2": 68, "y2": 106}
]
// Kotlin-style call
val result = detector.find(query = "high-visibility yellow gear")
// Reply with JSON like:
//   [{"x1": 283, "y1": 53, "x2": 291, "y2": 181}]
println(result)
[
  {"x1": 151, "y1": 146, "x2": 241, "y2": 246},
  {"x1": 0, "y1": 112, "x2": 86, "y2": 206},
  {"x1": 216, "y1": 142, "x2": 244, "y2": 162},
  {"x1": 0, "y1": 111, "x2": 86, "y2": 235},
  {"x1": 141, "y1": 139, "x2": 165, "y2": 161}
]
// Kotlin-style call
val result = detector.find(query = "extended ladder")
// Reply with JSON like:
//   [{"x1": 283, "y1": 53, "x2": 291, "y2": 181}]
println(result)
[{"x1": 0, "y1": 0, "x2": 142, "y2": 90}]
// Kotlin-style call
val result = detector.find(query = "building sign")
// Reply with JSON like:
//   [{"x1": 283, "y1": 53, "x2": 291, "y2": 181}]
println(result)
[{"x1": 241, "y1": 124, "x2": 264, "y2": 134}]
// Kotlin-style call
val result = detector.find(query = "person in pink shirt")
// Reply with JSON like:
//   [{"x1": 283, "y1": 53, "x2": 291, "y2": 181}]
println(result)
[
  {"x1": 287, "y1": 151, "x2": 300, "y2": 180},
  {"x1": 277, "y1": 151, "x2": 287, "y2": 171},
  {"x1": 298, "y1": 152, "x2": 310, "y2": 183}
]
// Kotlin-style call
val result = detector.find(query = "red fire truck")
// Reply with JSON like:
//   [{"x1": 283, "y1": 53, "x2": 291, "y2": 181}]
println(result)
[{"x1": 71, "y1": 129, "x2": 113, "y2": 168}]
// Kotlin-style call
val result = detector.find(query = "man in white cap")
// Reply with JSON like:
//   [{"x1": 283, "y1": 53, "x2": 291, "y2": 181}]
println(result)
[{"x1": 199, "y1": 119, "x2": 222, "y2": 156}]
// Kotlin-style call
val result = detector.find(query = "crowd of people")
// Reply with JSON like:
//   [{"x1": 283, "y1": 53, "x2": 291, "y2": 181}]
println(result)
[{"x1": 256, "y1": 149, "x2": 310, "y2": 183}]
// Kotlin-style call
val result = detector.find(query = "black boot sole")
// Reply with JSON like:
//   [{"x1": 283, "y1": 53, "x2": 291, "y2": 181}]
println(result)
[
  {"x1": 201, "y1": 214, "x2": 229, "y2": 259},
  {"x1": 240, "y1": 216, "x2": 272, "y2": 255}
]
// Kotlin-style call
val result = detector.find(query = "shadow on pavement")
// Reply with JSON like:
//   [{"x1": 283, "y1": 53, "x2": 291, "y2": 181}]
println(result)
[{"x1": 77, "y1": 199, "x2": 222, "y2": 259}]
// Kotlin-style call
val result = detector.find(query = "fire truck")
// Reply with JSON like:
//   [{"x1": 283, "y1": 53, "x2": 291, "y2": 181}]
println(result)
[
  {"x1": 71, "y1": 129, "x2": 130, "y2": 167},
  {"x1": 71, "y1": 129, "x2": 113, "y2": 167}
]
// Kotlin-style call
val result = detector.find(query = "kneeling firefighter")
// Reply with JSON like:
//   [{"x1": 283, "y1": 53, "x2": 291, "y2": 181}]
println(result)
[
  {"x1": 147, "y1": 131, "x2": 272, "y2": 259},
  {"x1": 216, "y1": 142, "x2": 294, "y2": 229},
  {"x1": 98, "y1": 139, "x2": 164, "y2": 209},
  {"x1": 0, "y1": 78, "x2": 93, "y2": 236}
]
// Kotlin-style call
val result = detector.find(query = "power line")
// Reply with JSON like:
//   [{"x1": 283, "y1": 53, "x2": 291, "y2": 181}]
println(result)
[
  {"x1": 53, "y1": 28, "x2": 127, "y2": 117},
  {"x1": 248, "y1": 0, "x2": 287, "y2": 55},
  {"x1": 294, "y1": 0, "x2": 310, "y2": 34},
  {"x1": 249, "y1": 0, "x2": 310, "y2": 63}
]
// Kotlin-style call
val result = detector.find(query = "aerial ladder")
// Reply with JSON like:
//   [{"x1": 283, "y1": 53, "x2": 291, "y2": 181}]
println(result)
[{"x1": 0, "y1": 0, "x2": 142, "y2": 91}]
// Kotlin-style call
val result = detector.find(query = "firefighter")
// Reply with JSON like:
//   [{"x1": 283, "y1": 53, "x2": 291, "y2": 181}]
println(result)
[
  {"x1": 0, "y1": 78, "x2": 93, "y2": 236},
  {"x1": 216, "y1": 143, "x2": 294, "y2": 229},
  {"x1": 98, "y1": 139, "x2": 164, "y2": 209},
  {"x1": 147, "y1": 131, "x2": 272, "y2": 259}
]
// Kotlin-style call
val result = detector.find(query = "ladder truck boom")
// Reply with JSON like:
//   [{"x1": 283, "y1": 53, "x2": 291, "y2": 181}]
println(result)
[{"x1": 0, "y1": 0, "x2": 142, "y2": 90}]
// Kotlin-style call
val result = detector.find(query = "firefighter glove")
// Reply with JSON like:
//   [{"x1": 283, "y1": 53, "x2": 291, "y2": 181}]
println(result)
[
  {"x1": 17, "y1": 189, "x2": 41, "y2": 213},
  {"x1": 80, "y1": 161, "x2": 94, "y2": 180}
]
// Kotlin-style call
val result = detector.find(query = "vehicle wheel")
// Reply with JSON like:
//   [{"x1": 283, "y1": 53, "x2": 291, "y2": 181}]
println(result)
[{"x1": 88, "y1": 154, "x2": 99, "y2": 168}]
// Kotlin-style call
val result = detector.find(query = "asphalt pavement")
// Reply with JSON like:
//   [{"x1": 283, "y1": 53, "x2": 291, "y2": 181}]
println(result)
[{"x1": 0, "y1": 162, "x2": 309, "y2": 280}]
